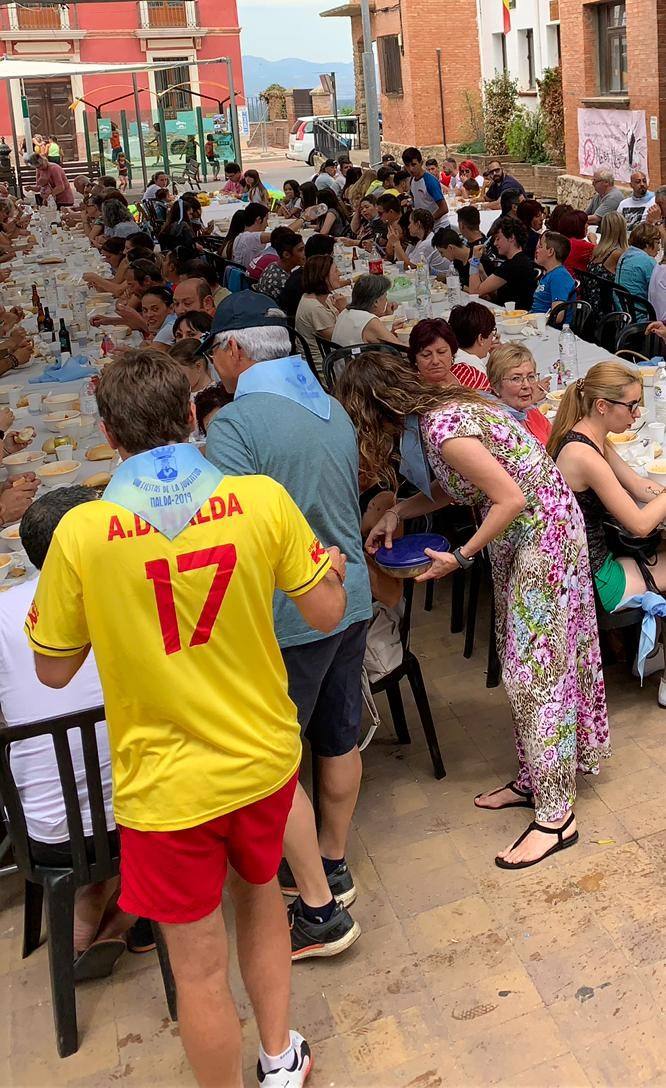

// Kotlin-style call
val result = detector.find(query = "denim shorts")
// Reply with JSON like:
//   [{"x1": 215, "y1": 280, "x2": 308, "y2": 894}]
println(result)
[{"x1": 282, "y1": 621, "x2": 368, "y2": 757}]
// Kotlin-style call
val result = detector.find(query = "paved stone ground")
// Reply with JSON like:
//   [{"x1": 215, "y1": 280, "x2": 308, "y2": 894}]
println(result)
[{"x1": 2, "y1": 581, "x2": 665, "y2": 1087}]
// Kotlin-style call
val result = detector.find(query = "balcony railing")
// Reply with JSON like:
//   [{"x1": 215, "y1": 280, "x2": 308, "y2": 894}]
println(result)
[
  {"x1": 138, "y1": 0, "x2": 198, "y2": 29},
  {"x1": 2, "y1": 3, "x2": 76, "y2": 32}
]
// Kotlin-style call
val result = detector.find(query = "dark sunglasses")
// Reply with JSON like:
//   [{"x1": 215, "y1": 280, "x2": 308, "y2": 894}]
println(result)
[{"x1": 604, "y1": 398, "x2": 641, "y2": 412}]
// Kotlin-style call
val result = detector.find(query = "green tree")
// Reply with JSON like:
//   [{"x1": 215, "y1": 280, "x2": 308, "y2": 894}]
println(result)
[{"x1": 483, "y1": 73, "x2": 519, "y2": 156}]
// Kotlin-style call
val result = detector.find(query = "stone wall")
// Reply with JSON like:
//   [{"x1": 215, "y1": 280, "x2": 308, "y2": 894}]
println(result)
[
  {"x1": 556, "y1": 174, "x2": 631, "y2": 209},
  {"x1": 378, "y1": 146, "x2": 564, "y2": 200},
  {"x1": 247, "y1": 120, "x2": 290, "y2": 150}
]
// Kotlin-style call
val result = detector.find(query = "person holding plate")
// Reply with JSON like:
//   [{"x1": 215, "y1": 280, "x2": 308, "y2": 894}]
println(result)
[{"x1": 336, "y1": 350, "x2": 610, "y2": 870}]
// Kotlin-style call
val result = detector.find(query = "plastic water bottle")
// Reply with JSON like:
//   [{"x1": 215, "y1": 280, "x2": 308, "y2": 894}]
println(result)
[
  {"x1": 415, "y1": 262, "x2": 432, "y2": 319},
  {"x1": 558, "y1": 324, "x2": 578, "y2": 381},
  {"x1": 79, "y1": 375, "x2": 99, "y2": 418},
  {"x1": 446, "y1": 270, "x2": 461, "y2": 306},
  {"x1": 643, "y1": 357, "x2": 664, "y2": 420}
]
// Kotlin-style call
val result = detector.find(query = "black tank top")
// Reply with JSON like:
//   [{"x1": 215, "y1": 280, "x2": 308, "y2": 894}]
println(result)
[{"x1": 555, "y1": 431, "x2": 611, "y2": 574}]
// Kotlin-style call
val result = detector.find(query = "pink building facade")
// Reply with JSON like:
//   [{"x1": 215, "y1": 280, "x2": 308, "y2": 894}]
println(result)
[{"x1": 0, "y1": 1, "x2": 244, "y2": 161}]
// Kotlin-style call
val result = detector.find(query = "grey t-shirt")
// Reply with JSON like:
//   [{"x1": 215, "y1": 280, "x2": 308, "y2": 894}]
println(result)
[
  {"x1": 206, "y1": 391, "x2": 372, "y2": 647},
  {"x1": 586, "y1": 186, "x2": 624, "y2": 218}
]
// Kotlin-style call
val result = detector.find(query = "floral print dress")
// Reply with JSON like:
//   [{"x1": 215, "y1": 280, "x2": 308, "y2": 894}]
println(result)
[{"x1": 421, "y1": 399, "x2": 610, "y2": 822}]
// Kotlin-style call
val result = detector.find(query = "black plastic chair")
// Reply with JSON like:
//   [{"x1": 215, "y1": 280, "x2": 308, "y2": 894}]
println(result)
[
  {"x1": 461, "y1": 548, "x2": 501, "y2": 689},
  {"x1": 370, "y1": 580, "x2": 446, "y2": 779},
  {"x1": 547, "y1": 299, "x2": 593, "y2": 338},
  {"x1": 613, "y1": 283, "x2": 656, "y2": 324},
  {"x1": 285, "y1": 325, "x2": 323, "y2": 382},
  {"x1": 594, "y1": 311, "x2": 632, "y2": 352},
  {"x1": 579, "y1": 269, "x2": 617, "y2": 320},
  {"x1": 0, "y1": 707, "x2": 176, "y2": 1057},
  {"x1": 321, "y1": 341, "x2": 410, "y2": 391},
  {"x1": 615, "y1": 321, "x2": 666, "y2": 362}
]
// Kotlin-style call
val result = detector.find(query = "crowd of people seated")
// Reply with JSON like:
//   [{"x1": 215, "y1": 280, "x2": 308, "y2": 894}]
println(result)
[{"x1": 7, "y1": 143, "x2": 666, "y2": 1088}]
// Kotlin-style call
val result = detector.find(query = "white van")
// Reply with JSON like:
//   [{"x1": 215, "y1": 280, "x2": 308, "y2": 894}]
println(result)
[{"x1": 287, "y1": 115, "x2": 359, "y2": 164}]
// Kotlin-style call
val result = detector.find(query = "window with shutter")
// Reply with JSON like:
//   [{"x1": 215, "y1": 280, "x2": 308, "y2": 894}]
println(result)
[{"x1": 377, "y1": 35, "x2": 403, "y2": 96}]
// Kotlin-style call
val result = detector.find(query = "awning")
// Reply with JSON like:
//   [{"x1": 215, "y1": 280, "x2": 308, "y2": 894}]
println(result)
[{"x1": 0, "y1": 56, "x2": 231, "y2": 80}]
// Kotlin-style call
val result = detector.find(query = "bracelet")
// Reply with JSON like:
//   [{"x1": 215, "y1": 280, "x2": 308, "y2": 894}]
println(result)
[
  {"x1": 6, "y1": 354, "x2": 18, "y2": 370},
  {"x1": 387, "y1": 507, "x2": 402, "y2": 525}
]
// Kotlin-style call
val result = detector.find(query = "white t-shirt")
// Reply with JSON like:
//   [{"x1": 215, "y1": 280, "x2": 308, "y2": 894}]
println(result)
[
  {"x1": 617, "y1": 192, "x2": 655, "y2": 229},
  {"x1": 649, "y1": 264, "x2": 666, "y2": 321},
  {"x1": 315, "y1": 173, "x2": 344, "y2": 195},
  {"x1": 143, "y1": 183, "x2": 162, "y2": 202},
  {"x1": 0, "y1": 579, "x2": 113, "y2": 843},
  {"x1": 407, "y1": 233, "x2": 451, "y2": 276},
  {"x1": 333, "y1": 308, "x2": 375, "y2": 346},
  {"x1": 233, "y1": 230, "x2": 267, "y2": 269},
  {"x1": 455, "y1": 346, "x2": 490, "y2": 374}
]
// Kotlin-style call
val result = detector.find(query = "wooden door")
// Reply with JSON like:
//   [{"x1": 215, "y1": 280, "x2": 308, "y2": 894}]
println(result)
[{"x1": 24, "y1": 79, "x2": 77, "y2": 162}]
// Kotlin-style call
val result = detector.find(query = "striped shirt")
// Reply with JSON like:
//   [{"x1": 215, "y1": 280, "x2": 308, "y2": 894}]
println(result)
[{"x1": 451, "y1": 361, "x2": 490, "y2": 391}]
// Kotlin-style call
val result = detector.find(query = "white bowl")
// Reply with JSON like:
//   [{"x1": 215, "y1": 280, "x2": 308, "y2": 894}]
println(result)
[
  {"x1": 607, "y1": 431, "x2": 642, "y2": 458},
  {"x1": 2, "y1": 450, "x2": 45, "y2": 478},
  {"x1": 0, "y1": 554, "x2": 12, "y2": 582},
  {"x1": 43, "y1": 392, "x2": 80, "y2": 413},
  {"x1": 546, "y1": 387, "x2": 569, "y2": 407},
  {"x1": 0, "y1": 523, "x2": 23, "y2": 551},
  {"x1": 36, "y1": 460, "x2": 81, "y2": 489},
  {"x1": 647, "y1": 459, "x2": 666, "y2": 487},
  {"x1": 44, "y1": 410, "x2": 81, "y2": 434}
]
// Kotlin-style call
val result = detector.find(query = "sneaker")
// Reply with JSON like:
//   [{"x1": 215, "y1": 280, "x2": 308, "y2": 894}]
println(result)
[
  {"x1": 256, "y1": 1031, "x2": 312, "y2": 1087},
  {"x1": 278, "y1": 857, "x2": 357, "y2": 908},
  {"x1": 288, "y1": 898, "x2": 361, "y2": 961}
]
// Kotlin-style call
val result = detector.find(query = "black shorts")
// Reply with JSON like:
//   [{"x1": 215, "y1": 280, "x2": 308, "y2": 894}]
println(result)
[{"x1": 282, "y1": 620, "x2": 367, "y2": 758}]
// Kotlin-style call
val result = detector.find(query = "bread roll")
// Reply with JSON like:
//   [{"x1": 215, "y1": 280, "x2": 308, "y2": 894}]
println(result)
[
  {"x1": 86, "y1": 443, "x2": 114, "y2": 462},
  {"x1": 83, "y1": 471, "x2": 111, "y2": 489}
]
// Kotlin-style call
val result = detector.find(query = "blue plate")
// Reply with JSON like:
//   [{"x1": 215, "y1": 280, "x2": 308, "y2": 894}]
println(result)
[{"x1": 375, "y1": 532, "x2": 450, "y2": 570}]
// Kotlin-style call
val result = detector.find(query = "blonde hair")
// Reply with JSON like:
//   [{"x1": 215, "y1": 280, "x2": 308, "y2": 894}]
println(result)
[
  {"x1": 546, "y1": 361, "x2": 641, "y2": 459},
  {"x1": 347, "y1": 169, "x2": 377, "y2": 206},
  {"x1": 591, "y1": 211, "x2": 628, "y2": 267},
  {"x1": 335, "y1": 350, "x2": 485, "y2": 488},
  {"x1": 487, "y1": 343, "x2": 536, "y2": 391}
]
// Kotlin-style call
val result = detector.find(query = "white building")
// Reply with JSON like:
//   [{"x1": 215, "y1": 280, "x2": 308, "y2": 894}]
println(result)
[{"x1": 476, "y1": 0, "x2": 561, "y2": 107}]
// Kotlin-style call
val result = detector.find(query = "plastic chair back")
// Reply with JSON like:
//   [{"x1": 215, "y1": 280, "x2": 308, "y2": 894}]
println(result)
[
  {"x1": 594, "y1": 311, "x2": 632, "y2": 352},
  {"x1": 0, "y1": 707, "x2": 113, "y2": 885},
  {"x1": 321, "y1": 341, "x2": 409, "y2": 391},
  {"x1": 547, "y1": 298, "x2": 592, "y2": 338},
  {"x1": 615, "y1": 321, "x2": 666, "y2": 361}
]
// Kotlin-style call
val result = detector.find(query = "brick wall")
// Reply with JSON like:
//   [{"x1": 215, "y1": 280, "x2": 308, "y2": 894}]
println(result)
[
  {"x1": 373, "y1": 0, "x2": 482, "y2": 149},
  {"x1": 560, "y1": 0, "x2": 666, "y2": 185}
]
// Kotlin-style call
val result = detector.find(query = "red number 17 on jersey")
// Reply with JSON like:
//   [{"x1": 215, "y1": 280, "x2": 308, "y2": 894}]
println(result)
[{"x1": 145, "y1": 544, "x2": 237, "y2": 655}]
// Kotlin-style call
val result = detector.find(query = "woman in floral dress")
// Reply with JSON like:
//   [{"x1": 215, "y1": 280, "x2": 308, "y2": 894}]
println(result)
[{"x1": 337, "y1": 351, "x2": 610, "y2": 869}]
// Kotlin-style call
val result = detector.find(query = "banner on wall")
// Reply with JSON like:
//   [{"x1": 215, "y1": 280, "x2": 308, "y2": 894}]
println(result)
[{"x1": 578, "y1": 108, "x2": 648, "y2": 183}]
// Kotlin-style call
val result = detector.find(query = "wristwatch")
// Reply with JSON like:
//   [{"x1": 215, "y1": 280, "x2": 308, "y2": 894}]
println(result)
[{"x1": 453, "y1": 547, "x2": 475, "y2": 570}]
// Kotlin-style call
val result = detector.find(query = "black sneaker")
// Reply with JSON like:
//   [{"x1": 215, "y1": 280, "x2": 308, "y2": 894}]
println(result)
[
  {"x1": 278, "y1": 857, "x2": 357, "y2": 908},
  {"x1": 288, "y1": 898, "x2": 361, "y2": 961}
]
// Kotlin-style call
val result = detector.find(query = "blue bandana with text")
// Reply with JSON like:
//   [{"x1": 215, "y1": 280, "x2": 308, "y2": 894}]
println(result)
[{"x1": 103, "y1": 443, "x2": 222, "y2": 540}]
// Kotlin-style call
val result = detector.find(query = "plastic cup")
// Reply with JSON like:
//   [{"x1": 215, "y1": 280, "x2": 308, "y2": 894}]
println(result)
[
  {"x1": 504, "y1": 301, "x2": 516, "y2": 313},
  {"x1": 648, "y1": 421, "x2": 665, "y2": 445},
  {"x1": 8, "y1": 388, "x2": 21, "y2": 411},
  {"x1": 27, "y1": 393, "x2": 42, "y2": 413}
]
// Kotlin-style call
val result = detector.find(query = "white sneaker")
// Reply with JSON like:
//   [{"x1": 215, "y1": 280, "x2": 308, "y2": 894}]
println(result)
[
  {"x1": 257, "y1": 1032, "x2": 312, "y2": 1087},
  {"x1": 633, "y1": 645, "x2": 665, "y2": 678},
  {"x1": 659, "y1": 678, "x2": 666, "y2": 708}
]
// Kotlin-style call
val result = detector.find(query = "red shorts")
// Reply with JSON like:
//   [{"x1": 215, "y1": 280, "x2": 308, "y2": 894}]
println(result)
[{"x1": 117, "y1": 773, "x2": 298, "y2": 924}]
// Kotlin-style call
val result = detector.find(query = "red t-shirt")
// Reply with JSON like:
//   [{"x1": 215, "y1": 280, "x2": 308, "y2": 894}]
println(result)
[
  {"x1": 522, "y1": 408, "x2": 552, "y2": 446},
  {"x1": 564, "y1": 237, "x2": 595, "y2": 278}
]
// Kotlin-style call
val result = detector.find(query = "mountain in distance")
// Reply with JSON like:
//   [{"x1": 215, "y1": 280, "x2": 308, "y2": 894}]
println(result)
[{"x1": 242, "y1": 55, "x2": 355, "y2": 102}]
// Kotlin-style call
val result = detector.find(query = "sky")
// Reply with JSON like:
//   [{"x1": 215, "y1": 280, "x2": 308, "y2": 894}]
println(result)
[{"x1": 237, "y1": 0, "x2": 353, "y2": 62}]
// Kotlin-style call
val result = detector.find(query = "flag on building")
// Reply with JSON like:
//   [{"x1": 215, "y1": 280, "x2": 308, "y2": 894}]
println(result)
[{"x1": 502, "y1": 0, "x2": 511, "y2": 34}]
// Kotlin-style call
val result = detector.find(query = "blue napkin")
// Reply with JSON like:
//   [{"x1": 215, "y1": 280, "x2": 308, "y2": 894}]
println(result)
[
  {"x1": 621, "y1": 590, "x2": 666, "y2": 680},
  {"x1": 29, "y1": 354, "x2": 99, "y2": 384}
]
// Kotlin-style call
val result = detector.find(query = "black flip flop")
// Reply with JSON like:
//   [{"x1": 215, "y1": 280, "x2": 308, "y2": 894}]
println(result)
[
  {"x1": 495, "y1": 811, "x2": 579, "y2": 870},
  {"x1": 74, "y1": 938, "x2": 126, "y2": 982},
  {"x1": 474, "y1": 780, "x2": 535, "y2": 811}
]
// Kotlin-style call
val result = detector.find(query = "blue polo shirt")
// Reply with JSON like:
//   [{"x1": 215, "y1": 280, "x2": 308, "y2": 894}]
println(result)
[
  {"x1": 206, "y1": 385, "x2": 372, "y2": 648},
  {"x1": 616, "y1": 246, "x2": 657, "y2": 310},
  {"x1": 531, "y1": 265, "x2": 576, "y2": 313}
]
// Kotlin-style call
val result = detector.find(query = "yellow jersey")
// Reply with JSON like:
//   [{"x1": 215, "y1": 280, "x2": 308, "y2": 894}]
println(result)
[{"x1": 25, "y1": 475, "x2": 331, "y2": 832}]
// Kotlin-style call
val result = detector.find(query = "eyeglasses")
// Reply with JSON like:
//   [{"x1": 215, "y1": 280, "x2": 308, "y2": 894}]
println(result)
[
  {"x1": 504, "y1": 373, "x2": 538, "y2": 387},
  {"x1": 604, "y1": 398, "x2": 642, "y2": 413}
]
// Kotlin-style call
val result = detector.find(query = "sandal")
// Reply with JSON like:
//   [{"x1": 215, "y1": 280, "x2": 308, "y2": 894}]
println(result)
[
  {"x1": 74, "y1": 937, "x2": 126, "y2": 982},
  {"x1": 474, "y1": 781, "x2": 535, "y2": 811},
  {"x1": 495, "y1": 811, "x2": 578, "y2": 870}
]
